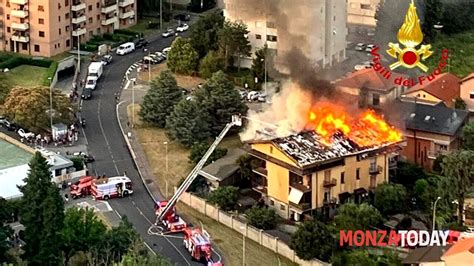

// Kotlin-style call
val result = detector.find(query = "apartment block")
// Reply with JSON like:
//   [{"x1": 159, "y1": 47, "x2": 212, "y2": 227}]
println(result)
[
  {"x1": 0, "y1": 0, "x2": 136, "y2": 57},
  {"x1": 246, "y1": 130, "x2": 399, "y2": 221},
  {"x1": 222, "y1": 0, "x2": 347, "y2": 70},
  {"x1": 460, "y1": 73, "x2": 474, "y2": 113},
  {"x1": 347, "y1": 0, "x2": 380, "y2": 27}
]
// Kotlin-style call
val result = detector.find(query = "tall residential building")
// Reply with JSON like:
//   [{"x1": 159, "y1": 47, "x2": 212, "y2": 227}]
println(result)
[
  {"x1": 222, "y1": 0, "x2": 347, "y2": 70},
  {"x1": 347, "y1": 0, "x2": 380, "y2": 27},
  {"x1": 0, "y1": 0, "x2": 136, "y2": 57}
]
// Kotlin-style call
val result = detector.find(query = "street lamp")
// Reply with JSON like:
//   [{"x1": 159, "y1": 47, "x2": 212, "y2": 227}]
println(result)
[
  {"x1": 164, "y1": 141, "x2": 169, "y2": 197},
  {"x1": 432, "y1": 196, "x2": 441, "y2": 231},
  {"x1": 240, "y1": 226, "x2": 246, "y2": 266},
  {"x1": 131, "y1": 78, "x2": 136, "y2": 128},
  {"x1": 48, "y1": 77, "x2": 53, "y2": 132}
]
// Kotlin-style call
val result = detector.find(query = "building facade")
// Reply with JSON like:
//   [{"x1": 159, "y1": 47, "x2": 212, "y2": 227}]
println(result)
[
  {"x1": 347, "y1": 0, "x2": 380, "y2": 27},
  {"x1": 247, "y1": 131, "x2": 399, "y2": 221},
  {"x1": 460, "y1": 73, "x2": 474, "y2": 113},
  {"x1": 0, "y1": 0, "x2": 136, "y2": 57},
  {"x1": 222, "y1": 0, "x2": 347, "y2": 70}
]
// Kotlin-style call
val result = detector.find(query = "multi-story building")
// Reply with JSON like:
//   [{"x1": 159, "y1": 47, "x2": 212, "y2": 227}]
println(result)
[
  {"x1": 222, "y1": 0, "x2": 347, "y2": 70},
  {"x1": 347, "y1": 0, "x2": 380, "y2": 27},
  {"x1": 246, "y1": 129, "x2": 399, "y2": 221},
  {"x1": 460, "y1": 72, "x2": 474, "y2": 114},
  {"x1": 0, "y1": 0, "x2": 136, "y2": 57}
]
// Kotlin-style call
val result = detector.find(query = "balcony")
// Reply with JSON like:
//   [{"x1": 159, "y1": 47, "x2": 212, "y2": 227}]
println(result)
[
  {"x1": 290, "y1": 182, "x2": 311, "y2": 193},
  {"x1": 323, "y1": 178, "x2": 337, "y2": 187},
  {"x1": 72, "y1": 15, "x2": 86, "y2": 24},
  {"x1": 388, "y1": 157, "x2": 398, "y2": 169},
  {"x1": 118, "y1": 0, "x2": 134, "y2": 7},
  {"x1": 289, "y1": 202, "x2": 312, "y2": 212},
  {"x1": 71, "y1": 3, "x2": 86, "y2": 12},
  {"x1": 252, "y1": 167, "x2": 267, "y2": 177},
  {"x1": 10, "y1": 0, "x2": 28, "y2": 5},
  {"x1": 11, "y1": 10, "x2": 29, "y2": 18},
  {"x1": 72, "y1": 28, "x2": 86, "y2": 37},
  {"x1": 11, "y1": 35, "x2": 29, "y2": 42},
  {"x1": 101, "y1": 16, "x2": 118, "y2": 26},
  {"x1": 101, "y1": 4, "x2": 117, "y2": 14},
  {"x1": 11, "y1": 22, "x2": 29, "y2": 31},
  {"x1": 119, "y1": 10, "x2": 135, "y2": 19},
  {"x1": 369, "y1": 165, "x2": 383, "y2": 175}
]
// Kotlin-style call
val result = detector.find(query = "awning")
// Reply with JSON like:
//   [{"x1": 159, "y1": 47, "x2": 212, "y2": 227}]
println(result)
[{"x1": 288, "y1": 188, "x2": 304, "y2": 204}]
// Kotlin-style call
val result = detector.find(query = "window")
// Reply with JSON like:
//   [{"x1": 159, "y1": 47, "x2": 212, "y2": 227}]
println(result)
[
  {"x1": 6, "y1": 27, "x2": 10, "y2": 33},
  {"x1": 269, "y1": 146, "x2": 273, "y2": 154},
  {"x1": 372, "y1": 93, "x2": 380, "y2": 106},
  {"x1": 39, "y1": 31, "x2": 45, "y2": 37},
  {"x1": 255, "y1": 21, "x2": 263, "y2": 28},
  {"x1": 96, "y1": 3, "x2": 99, "y2": 8},
  {"x1": 361, "y1": 4, "x2": 372, "y2": 10},
  {"x1": 59, "y1": 16, "x2": 61, "y2": 22},
  {"x1": 89, "y1": 31, "x2": 93, "y2": 37},
  {"x1": 470, "y1": 92, "x2": 474, "y2": 99},
  {"x1": 89, "y1": 17, "x2": 93, "y2": 23},
  {"x1": 65, "y1": 0, "x2": 69, "y2": 6},
  {"x1": 97, "y1": 14, "x2": 100, "y2": 20},
  {"x1": 38, "y1": 5, "x2": 44, "y2": 11},
  {"x1": 58, "y1": 43, "x2": 61, "y2": 48},
  {"x1": 267, "y1": 35, "x2": 277, "y2": 42},
  {"x1": 66, "y1": 25, "x2": 70, "y2": 32},
  {"x1": 88, "y1": 5, "x2": 92, "y2": 11},
  {"x1": 65, "y1": 13, "x2": 69, "y2": 19},
  {"x1": 34, "y1": 45, "x2": 40, "y2": 52},
  {"x1": 340, "y1": 172, "x2": 345, "y2": 184},
  {"x1": 256, "y1": 34, "x2": 262, "y2": 40},
  {"x1": 6, "y1": 14, "x2": 10, "y2": 20},
  {"x1": 356, "y1": 168, "x2": 360, "y2": 180},
  {"x1": 270, "y1": 200, "x2": 274, "y2": 206},
  {"x1": 324, "y1": 170, "x2": 331, "y2": 180},
  {"x1": 280, "y1": 204, "x2": 285, "y2": 211},
  {"x1": 333, "y1": 16, "x2": 336, "y2": 21},
  {"x1": 58, "y1": 3, "x2": 61, "y2": 9},
  {"x1": 266, "y1": 21, "x2": 275, "y2": 28},
  {"x1": 38, "y1": 18, "x2": 44, "y2": 24},
  {"x1": 66, "y1": 39, "x2": 70, "y2": 47},
  {"x1": 59, "y1": 28, "x2": 62, "y2": 35},
  {"x1": 22, "y1": 43, "x2": 27, "y2": 50},
  {"x1": 97, "y1": 28, "x2": 101, "y2": 34}
]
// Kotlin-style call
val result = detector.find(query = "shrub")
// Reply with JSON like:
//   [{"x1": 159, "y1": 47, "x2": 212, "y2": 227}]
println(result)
[
  {"x1": 189, "y1": 142, "x2": 227, "y2": 165},
  {"x1": 114, "y1": 29, "x2": 139, "y2": 36},
  {"x1": 207, "y1": 186, "x2": 238, "y2": 211},
  {"x1": 42, "y1": 61, "x2": 58, "y2": 86},
  {"x1": 70, "y1": 156, "x2": 85, "y2": 171},
  {"x1": 245, "y1": 207, "x2": 278, "y2": 230}
]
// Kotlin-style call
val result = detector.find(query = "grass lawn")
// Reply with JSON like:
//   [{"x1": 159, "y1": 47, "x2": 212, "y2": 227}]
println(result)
[
  {"x1": 125, "y1": 106, "x2": 296, "y2": 265},
  {"x1": 2, "y1": 65, "x2": 48, "y2": 87},
  {"x1": 426, "y1": 30, "x2": 474, "y2": 78},
  {"x1": 138, "y1": 63, "x2": 205, "y2": 90}
]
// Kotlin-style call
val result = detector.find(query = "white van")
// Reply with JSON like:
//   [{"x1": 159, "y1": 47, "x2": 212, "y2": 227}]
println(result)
[
  {"x1": 85, "y1": 77, "x2": 97, "y2": 90},
  {"x1": 116, "y1": 42, "x2": 135, "y2": 55}
]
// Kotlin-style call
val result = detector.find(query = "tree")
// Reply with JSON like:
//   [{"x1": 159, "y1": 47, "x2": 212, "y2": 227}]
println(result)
[
  {"x1": 462, "y1": 121, "x2": 474, "y2": 150},
  {"x1": 422, "y1": 0, "x2": 443, "y2": 41},
  {"x1": 18, "y1": 152, "x2": 65, "y2": 265},
  {"x1": 441, "y1": 150, "x2": 474, "y2": 225},
  {"x1": 177, "y1": 175, "x2": 207, "y2": 193},
  {"x1": 374, "y1": 183, "x2": 408, "y2": 216},
  {"x1": 62, "y1": 207, "x2": 107, "y2": 265},
  {"x1": 207, "y1": 186, "x2": 238, "y2": 211},
  {"x1": 165, "y1": 99, "x2": 212, "y2": 147},
  {"x1": 190, "y1": 11, "x2": 225, "y2": 59},
  {"x1": 335, "y1": 203, "x2": 383, "y2": 231},
  {"x1": 188, "y1": 142, "x2": 227, "y2": 165},
  {"x1": 236, "y1": 154, "x2": 254, "y2": 181},
  {"x1": 245, "y1": 207, "x2": 278, "y2": 230},
  {"x1": 218, "y1": 20, "x2": 251, "y2": 70},
  {"x1": 393, "y1": 161, "x2": 427, "y2": 191},
  {"x1": 167, "y1": 37, "x2": 199, "y2": 75},
  {"x1": 0, "y1": 198, "x2": 13, "y2": 264},
  {"x1": 290, "y1": 221, "x2": 334, "y2": 261},
  {"x1": 0, "y1": 74, "x2": 11, "y2": 104},
  {"x1": 195, "y1": 71, "x2": 248, "y2": 136},
  {"x1": 252, "y1": 45, "x2": 268, "y2": 88},
  {"x1": 139, "y1": 70, "x2": 182, "y2": 127},
  {"x1": 454, "y1": 98, "x2": 467, "y2": 110},
  {"x1": 199, "y1": 50, "x2": 225, "y2": 79},
  {"x1": 3, "y1": 86, "x2": 74, "y2": 132}
]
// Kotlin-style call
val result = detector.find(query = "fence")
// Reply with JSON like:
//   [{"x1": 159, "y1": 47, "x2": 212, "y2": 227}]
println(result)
[{"x1": 179, "y1": 191, "x2": 329, "y2": 266}]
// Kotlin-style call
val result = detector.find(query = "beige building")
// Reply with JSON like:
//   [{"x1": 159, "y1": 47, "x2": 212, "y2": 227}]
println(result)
[
  {"x1": 460, "y1": 73, "x2": 474, "y2": 113},
  {"x1": 347, "y1": 0, "x2": 380, "y2": 27},
  {"x1": 222, "y1": 0, "x2": 347, "y2": 70},
  {"x1": 0, "y1": 0, "x2": 136, "y2": 57}
]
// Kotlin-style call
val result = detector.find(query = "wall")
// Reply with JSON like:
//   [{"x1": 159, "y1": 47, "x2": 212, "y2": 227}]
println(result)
[
  {"x1": 460, "y1": 78, "x2": 474, "y2": 112},
  {"x1": 402, "y1": 90, "x2": 443, "y2": 106},
  {"x1": 347, "y1": 0, "x2": 380, "y2": 27},
  {"x1": 267, "y1": 160, "x2": 289, "y2": 204},
  {"x1": 251, "y1": 143, "x2": 298, "y2": 167},
  {"x1": 179, "y1": 191, "x2": 329, "y2": 266},
  {"x1": 401, "y1": 135, "x2": 434, "y2": 171}
]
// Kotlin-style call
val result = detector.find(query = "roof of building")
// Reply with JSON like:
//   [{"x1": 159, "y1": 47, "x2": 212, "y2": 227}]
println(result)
[
  {"x1": 198, "y1": 148, "x2": 246, "y2": 182},
  {"x1": 0, "y1": 164, "x2": 29, "y2": 199},
  {"x1": 403, "y1": 245, "x2": 452, "y2": 264},
  {"x1": 248, "y1": 129, "x2": 398, "y2": 167},
  {"x1": 334, "y1": 68, "x2": 398, "y2": 92},
  {"x1": 404, "y1": 102, "x2": 469, "y2": 136},
  {"x1": 402, "y1": 73, "x2": 460, "y2": 103},
  {"x1": 38, "y1": 148, "x2": 73, "y2": 170},
  {"x1": 461, "y1": 72, "x2": 474, "y2": 83},
  {"x1": 443, "y1": 238, "x2": 474, "y2": 258}
]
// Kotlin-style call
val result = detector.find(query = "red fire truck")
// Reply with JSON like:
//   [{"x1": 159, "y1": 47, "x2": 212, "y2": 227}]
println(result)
[
  {"x1": 70, "y1": 176, "x2": 94, "y2": 199},
  {"x1": 91, "y1": 176, "x2": 133, "y2": 200},
  {"x1": 154, "y1": 200, "x2": 187, "y2": 232},
  {"x1": 183, "y1": 228, "x2": 213, "y2": 262}
]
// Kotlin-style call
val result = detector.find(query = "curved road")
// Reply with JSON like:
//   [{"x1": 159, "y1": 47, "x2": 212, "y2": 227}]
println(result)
[{"x1": 81, "y1": 32, "x2": 215, "y2": 265}]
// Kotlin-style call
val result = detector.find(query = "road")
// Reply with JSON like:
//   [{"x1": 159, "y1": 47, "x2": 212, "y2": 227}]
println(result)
[{"x1": 80, "y1": 30, "x2": 221, "y2": 265}]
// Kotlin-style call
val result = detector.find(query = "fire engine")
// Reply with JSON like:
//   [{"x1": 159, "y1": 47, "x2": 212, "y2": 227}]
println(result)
[
  {"x1": 91, "y1": 175, "x2": 133, "y2": 200},
  {"x1": 154, "y1": 200, "x2": 187, "y2": 232},
  {"x1": 70, "y1": 176, "x2": 94, "y2": 199},
  {"x1": 183, "y1": 228, "x2": 212, "y2": 262}
]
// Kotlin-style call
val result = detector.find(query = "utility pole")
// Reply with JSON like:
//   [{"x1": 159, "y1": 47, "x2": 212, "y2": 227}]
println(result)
[
  {"x1": 148, "y1": 51, "x2": 151, "y2": 82},
  {"x1": 49, "y1": 77, "x2": 53, "y2": 132},
  {"x1": 164, "y1": 141, "x2": 169, "y2": 197},
  {"x1": 131, "y1": 78, "x2": 136, "y2": 128},
  {"x1": 432, "y1": 196, "x2": 441, "y2": 231},
  {"x1": 160, "y1": 0, "x2": 163, "y2": 30},
  {"x1": 78, "y1": 35, "x2": 81, "y2": 70}
]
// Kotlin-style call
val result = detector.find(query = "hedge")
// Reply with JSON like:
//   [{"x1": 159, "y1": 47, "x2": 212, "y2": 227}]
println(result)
[
  {"x1": 42, "y1": 61, "x2": 59, "y2": 86},
  {"x1": 114, "y1": 29, "x2": 139, "y2": 36},
  {"x1": 0, "y1": 56, "x2": 53, "y2": 70}
]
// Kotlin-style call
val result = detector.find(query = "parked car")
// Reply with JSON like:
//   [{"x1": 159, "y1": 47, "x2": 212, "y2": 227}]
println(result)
[
  {"x1": 116, "y1": 42, "x2": 135, "y2": 55},
  {"x1": 101, "y1": 54, "x2": 112, "y2": 65},
  {"x1": 72, "y1": 151, "x2": 95, "y2": 163},
  {"x1": 247, "y1": 91, "x2": 260, "y2": 101},
  {"x1": 238, "y1": 90, "x2": 248, "y2": 100},
  {"x1": 174, "y1": 14, "x2": 191, "y2": 21},
  {"x1": 176, "y1": 23, "x2": 189, "y2": 32},
  {"x1": 0, "y1": 116, "x2": 6, "y2": 125},
  {"x1": 142, "y1": 56, "x2": 159, "y2": 65},
  {"x1": 18, "y1": 128, "x2": 35, "y2": 139},
  {"x1": 355, "y1": 43, "x2": 366, "y2": 51},
  {"x1": 1, "y1": 119, "x2": 17, "y2": 131},
  {"x1": 354, "y1": 65, "x2": 366, "y2": 71},
  {"x1": 362, "y1": 61, "x2": 373, "y2": 68},
  {"x1": 161, "y1": 29, "x2": 175, "y2": 38},
  {"x1": 257, "y1": 93, "x2": 267, "y2": 102},
  {"x1": 162, "y1": 47, "x2": 171, "y2": 55},
  {"x1": 81, "y1": 88, "x2": 93, "y2": 100},
  {"x1": 365, "y1": 44, "x2": 376, "y2": 52},
  {"x1": 154, "y1": 51, "x2": 166, "y2": 60},
  {"x1": 149, "y1": 54, "x2": 165, "y2": 63},
  {"x1": 135, "y1": 38, "x2": 149, "y2": 49}
]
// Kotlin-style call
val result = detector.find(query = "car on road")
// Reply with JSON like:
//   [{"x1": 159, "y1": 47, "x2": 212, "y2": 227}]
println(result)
[
  {"x1": 18, "y1": 128, "x2": 35, "y2": 139},
  {"x1": 355, "y1": 43, "x2": 366, "y2": 51},
  {"x1": 149, "y1": 54, "x2": 165, "y2": 63},
  {"x1": 1, "y1": 119, "x2": 17, "y2": 131},
  {"x1": 101, "y1": 55, "x2": 112, "y2": 65},
  {"x1": 72, "y1": 151, "x2": 95, "y2": 163},
  {"x1": 257, "y1": 93, "x2": 267, "y2": 102},
  {"x1": 161, "y1": 29, "x2": 175, "y2": 38},
  {"x1": 354, "y1": 65, "x2": 367, "y2": 71},
  {"x1": 154, "y1": 51, "x2": 166, "y2": 60},
  {"x1": 365, "y1": 44, "x2": 376, "y2": 52},
  {"x1": 174, "y1": 14, "x2": 191, "y2": 21},
  {"x1": 162, "y1": 47, "x2": 171, "y2": 56},
  {"x1": 238, "y1": 90, "x2": 248, "y2": 100},
  {"x1": 135, "y1": 38, "x2": 148, "y2": 49},
  {"x1": 85, "y1": 77, "x2": 97, "y2": 90},
  {"x1": 81, "y1": 88, "x2": 93, "y2": 100},
  {"x1": 142, "y1": 56, "x2": 160, "y2": 64},
  {"x1": 0, "y1": 116, "x2": 6, "y2": 125},
  {"x1": 176, "y1": 23, "x2": 189, "y2": 32},
  {"x1": 116, "y1": 42, "x2": 135, "y2": 55},
  {"x1": 247, "y1": 91, "x2": 260, "y2": 101}
]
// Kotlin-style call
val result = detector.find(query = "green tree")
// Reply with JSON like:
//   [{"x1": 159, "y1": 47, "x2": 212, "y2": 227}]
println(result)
[
  {"x1": 441, "y1": 150, "x2": 474, "y2": 225},
  {"x1": 218, "y1": 20, "x2": 251, "y2": 70},
  {"x1": 207, "y1": 186, "x2": 238, "y2": 211},
  {"x1": 190, "y1": 11, "x2": 225, "y2": 59},
  {"x1": 454, "y1": 98, "x2": 467, "y2": 110},
  {"x1": 165, "y1": 99, "x2": 212, "y2": 147},
  {"x1": 71, "y1": 156, "x2": 85, "y2": 171},
  {"x1": 335, "y1": 203, "x2": 383, "y2": 231},
  {"x1": 177, "y1": 175, "x2": 207, "y2": 193},
  {"x1": 62, "y1": 207, "x2": 107, "y2": 265},
  {"x1": 393, "y1": 161, "x2": 427, "y2": 191},
  {"x1": 188, "y1": 141, "x2": 227, "y2": 165},
  {"x1": 422, "y1": 0, "x2": 443, "y2": 41},
  {"x1": 236, "y1": 154, "x2": 254, "y2": 181},
  {"x1": 0, "y1": 198, "x2": 14, "y2": 264},
  {"x1": 18, "y1": 152, "x2": 65, "y2": 265},
  {"x1": 199, "y1": 50, "x2": 225, "y2": 79},
  {"x1": 290, "y1": 221, "x2": 334, "y2": 261},
  {"x1": 167, "y1": 37, "x2": 199, "y2": 75},
  {"x1": 0, "y1": 74, "x2": 11, "y2": 104},
  {"x1": 195, "y1": 71, "x2": 248, "y2": 136},
  {"x1": 3, "y1": 87, "x2": 74, "y2": 132},
  {"x1": 245, "y1": 207, "x2": 278, "y2": 230},
  {"x1": 462, "y1": 121, "x2": 474, "y2": 150},
  {"x1": 374, "y1": 183, "x2": 408, "y2": 216},
  {"x1": 252, "y1": 45, "x2": 268, "y2": 88},
  {"x1": 139, "y1": 70, "x2": 182, "y2": 128}
]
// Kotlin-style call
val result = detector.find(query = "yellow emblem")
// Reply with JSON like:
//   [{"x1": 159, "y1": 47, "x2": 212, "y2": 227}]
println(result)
[{"x1": 386, "y1": 0, "x2": 433, "y2": 72}]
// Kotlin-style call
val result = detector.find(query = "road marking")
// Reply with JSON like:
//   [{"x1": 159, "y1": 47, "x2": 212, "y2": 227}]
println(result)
[{"x1": 144, "y1": 242, "x2": 157, "y2": 256}]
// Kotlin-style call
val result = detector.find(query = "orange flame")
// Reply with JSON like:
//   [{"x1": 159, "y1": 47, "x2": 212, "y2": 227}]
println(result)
[{"x1": 307, "y1": 104, "x2": 402, "y2": 147}]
